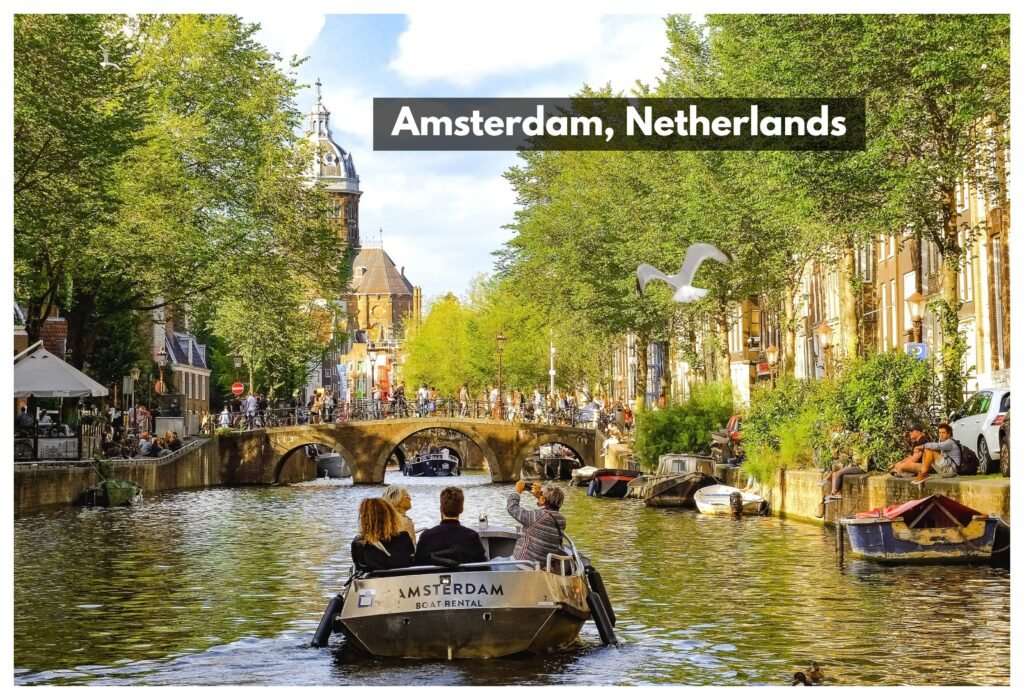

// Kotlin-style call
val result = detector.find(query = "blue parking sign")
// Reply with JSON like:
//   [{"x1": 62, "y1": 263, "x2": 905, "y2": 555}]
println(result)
[{"x1": 905, "y1": 342, "x2": 928, "y2": 361}]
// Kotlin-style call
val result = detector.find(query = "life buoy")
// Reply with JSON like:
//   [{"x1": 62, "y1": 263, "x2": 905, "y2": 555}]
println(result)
[{"x1": 311, "y1": 594, "x2": 344, "y2": 648}]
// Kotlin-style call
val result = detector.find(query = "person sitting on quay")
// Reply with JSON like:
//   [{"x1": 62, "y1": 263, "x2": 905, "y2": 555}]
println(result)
[
  {"x1": 138, "y1": 432, "x2": 154, "y2": 457},
  {"x1": 819, "y1": 425, "x2": 866, "y2": 502},
  {"x1": 506, "y1": 480, "x2": 567, "y2": 567},
  {"x1": 382, "y1": 485, "x2": 417, "y2": 544},
  {"x1": 892, "y1": 422, "x2": 961, "y2": 484},
  {"x1": 168, "y1": 431, "x2": 182, "y2": 452},
  {"x1": 154, "y1": 437, "x2": 172, "y2": 458},
  {"x1": 351, "y1": 498, "x2": 415, "y2": 572},
  {"x1": 414, "y1": 486, "x2": 486, "y2": 567},
  {"x1": 887, "y1": 422, "x2": 930, "y2": 478}
]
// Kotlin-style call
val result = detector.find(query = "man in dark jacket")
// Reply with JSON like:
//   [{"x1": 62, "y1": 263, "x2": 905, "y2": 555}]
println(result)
[{"x1": 414, "y1": 486, "x2": 486, "y2": 567}]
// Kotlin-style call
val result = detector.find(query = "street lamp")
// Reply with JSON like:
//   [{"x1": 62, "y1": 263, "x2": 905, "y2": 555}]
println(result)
[
  {"x1": 495, "y1": 332, "x2": 507, "y2": 420},
  {"x1": 816, "y1": 321, "x2": 833, "y2": 378},
  {"x1": 129, "y1": 366, "x2": 140, "y2": 427},
  {"x1": 232, "y1": 350, "x2": 243, "y2": 382},
  {"x1": 367, "y1": 347, "x2": 379, "y2": 392},
  {"x1": 765, "y1": 344, "x2": 779, "y2": 388},
  {"x1": 907, "y1": 291, "x2": 924, "y2": 343}
]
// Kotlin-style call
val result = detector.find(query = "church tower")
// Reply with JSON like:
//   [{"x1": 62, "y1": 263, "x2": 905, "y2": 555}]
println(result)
[{"x1": 309, "y1": 78, "x2": 361, "y2": 252}]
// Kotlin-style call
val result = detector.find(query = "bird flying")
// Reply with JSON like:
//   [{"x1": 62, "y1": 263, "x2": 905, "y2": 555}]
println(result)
[
  {"x1": 100, "y1": 46, "x2": 121, "y2": 70},
  {"x1": 636, "y1": 243, "x2": 732, "y2": 303}
]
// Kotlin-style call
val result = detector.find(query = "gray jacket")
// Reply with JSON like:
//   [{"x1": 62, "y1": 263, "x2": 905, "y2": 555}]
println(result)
[{"x1": 507, "y1": 493, "x2": 566, "y2": 564}]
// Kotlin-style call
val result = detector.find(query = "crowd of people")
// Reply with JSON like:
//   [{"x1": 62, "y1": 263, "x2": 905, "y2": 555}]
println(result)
[{"x1": 350, "y1": 481, "x2": 567, "y2": 573}]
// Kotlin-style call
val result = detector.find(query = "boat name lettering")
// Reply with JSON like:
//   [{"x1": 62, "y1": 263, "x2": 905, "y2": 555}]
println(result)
[
  {"x1": 414, "y1": 599, "x2": 484, "y2": 609},
  {"x1": 398, "y1": 583, "x2": 504, "y2": 599}
]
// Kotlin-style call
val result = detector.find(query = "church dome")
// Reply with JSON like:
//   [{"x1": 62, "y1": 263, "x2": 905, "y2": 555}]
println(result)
[{"x1": 309, "y1": 79, "x2": 360, "y2": 194}]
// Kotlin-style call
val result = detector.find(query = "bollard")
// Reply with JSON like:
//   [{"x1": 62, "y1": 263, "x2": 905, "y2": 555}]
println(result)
[{"x1": 836, "y1": 521, "x2": 845, "y2": 566}]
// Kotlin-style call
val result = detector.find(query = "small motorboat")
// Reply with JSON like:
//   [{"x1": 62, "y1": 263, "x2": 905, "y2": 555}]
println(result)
[
  {"x1": 319, "y1": 451, "x2": 351, "y2": 479},
  {"x1": 694, "y1": 484, "x2": 766, "y2": 516},
  {"x1": 587, "y1": 468, "x2": 642, "y2": 498},
  {"x1": 311, "y1": 523, "x2": 617, "y2": 658},
  {"x1": 570, "y1": 465, "x2": 599, "y2": 487},
  {"x1": 82, "y1": 459, "x2": 143, "y2": 507},
  {"x1": 643, "y1": 471, "x2": 719, "y2": 508},
  {"x1": 625, "y1": 453, "x2": 716, "y2": 506},
  {"x1": 404, "y1": 454, "x2": 461, "y2": 477},
  {"x1": 840, "y1": 494, "x2": 1000, "y2": 564}
]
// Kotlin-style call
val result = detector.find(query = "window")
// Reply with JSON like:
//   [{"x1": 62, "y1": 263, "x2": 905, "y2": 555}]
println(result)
[
  {"x1": 889, "y1": 280, "x2": 897, "y2": 348},
  {"x1": 879, "y1": 234, "x2": 887, "y2": 262},
  {"x1": 975, "y1": 392, "x2": 992, "y2": 416},
  {"x1": 902, "y1": 271, "x2": 917, "y2": 331},
  {"x1": 881, "y1": 282, "x2": 889, "y2": 349},
  {"x1": 958, "y1": 230, "x2": 974, "y2": 302},
  {"x1": 992, "y1": 236, "x2": 1006, "y2": 367},
  {"x1": 888, "y1": 235, "x2": 896, "y2": 259}
]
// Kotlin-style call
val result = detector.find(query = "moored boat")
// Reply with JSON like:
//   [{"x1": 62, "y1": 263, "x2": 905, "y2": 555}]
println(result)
[
  {"x1": 522, "y1": 456, "x2": 578, "y2": 481},
  {"x1": 319, "y1": 452, "x2": 351, "y2": 479},
  {"x1": 644, "y1": 471, "x2": 719, "y2": 508},
  {"x1": 840, "y1": 494, "x2": 999, "y2": 564},
  {"x1": 625, "y1": 453, "x2": 717, "y2": 505},
  {"x1": 694, "y1": 484, "x2": 766, "y2": 516},
  {"x1": 587, "y1": 468, "x2": 642, "y2": 498},
  {"x1": 311, "y1": 524, "x2": 617, "y2": 658},
  {"x1": 570, "y1": 465, "x2": 599, "y2": 487},
  {"x1": 403, "y1": 454, "x2": 460, "y2": 477}
]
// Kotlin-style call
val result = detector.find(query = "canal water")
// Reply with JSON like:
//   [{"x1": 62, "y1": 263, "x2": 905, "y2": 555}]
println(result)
[{"x1": 14, "y1": 473, "x2": 1009, "y2": 686}]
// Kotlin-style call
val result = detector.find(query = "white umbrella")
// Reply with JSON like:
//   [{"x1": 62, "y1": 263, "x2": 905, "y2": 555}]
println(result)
[{"x1": 13, "y1": 342, "x2": 109, "y2": 398}]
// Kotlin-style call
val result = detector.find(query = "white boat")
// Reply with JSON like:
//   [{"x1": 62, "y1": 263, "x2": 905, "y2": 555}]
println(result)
[
  {"x1": 570, "y1": 465, "x2": 599, "y2": 486},
  {"x1": 694, "y1": 484, "x2": 766, "y2": 516}
]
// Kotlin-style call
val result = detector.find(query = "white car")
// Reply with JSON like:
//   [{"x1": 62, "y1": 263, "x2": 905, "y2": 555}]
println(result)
[{"x1": 950, "y1": 387, "x2": 1010, "y2": 474}]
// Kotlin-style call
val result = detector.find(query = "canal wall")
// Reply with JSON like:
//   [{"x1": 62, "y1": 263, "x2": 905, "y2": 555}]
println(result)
[
  {"x1": 716, "y1": 466, "x2": 1010, "y2": 524},
  {"x1": 13, "y1": 437, "x2": 317, "y2": 515}
]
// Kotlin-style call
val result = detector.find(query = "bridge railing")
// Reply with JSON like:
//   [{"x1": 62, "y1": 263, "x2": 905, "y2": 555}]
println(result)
[{"x1": 210, "y1": 399, "x2": 624, "y2": 431}]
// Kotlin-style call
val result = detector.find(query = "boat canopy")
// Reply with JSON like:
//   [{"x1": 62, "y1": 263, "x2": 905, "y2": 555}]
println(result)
[{"x1": 855, "y1": 494, "x2": 982, "y2": 528}]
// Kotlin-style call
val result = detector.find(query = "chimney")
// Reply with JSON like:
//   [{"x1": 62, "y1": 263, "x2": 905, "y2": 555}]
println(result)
[{"x1": 401, "y1": 266, "x2": 405, "y2": 277}]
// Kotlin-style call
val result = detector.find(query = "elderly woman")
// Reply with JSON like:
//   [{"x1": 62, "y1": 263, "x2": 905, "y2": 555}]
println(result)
[
  {"x1": 382, "y1": 485, "x2": 416, "y2": 544},
  {"x1": 351, "y1": 498, "x2": 415, "y2": 572},
  {"x1": 506, "y1": 480, "x2": 567, "y2": 566}
]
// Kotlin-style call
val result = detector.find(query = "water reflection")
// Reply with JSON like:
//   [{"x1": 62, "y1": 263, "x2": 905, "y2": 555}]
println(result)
[{"x1": 14, "y1": 473, "x2": 1009, "y2": 685}]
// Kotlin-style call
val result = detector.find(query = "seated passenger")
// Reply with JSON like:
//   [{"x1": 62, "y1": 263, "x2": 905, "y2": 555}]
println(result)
[
  {"x1": 351, "y1": 498, "x2": 415, "y2": 572},
  {"x1": 507, "y1": 481, "x2": 567, "y2": 566},
  {"x1": 414, "y1": 486, "x2": 486, "y2": 567},
  {"x1": 382, "y1": 484, "x2": 417, "y2": 544}
]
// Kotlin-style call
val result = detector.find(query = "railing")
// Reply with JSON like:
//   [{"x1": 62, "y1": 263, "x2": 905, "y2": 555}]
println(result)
[{"x1": 209, "y1": 399, "x2": 629, "y2": 431}]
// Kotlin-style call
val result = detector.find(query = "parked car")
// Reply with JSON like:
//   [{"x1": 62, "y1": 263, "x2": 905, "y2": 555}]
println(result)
[
  {"x1": 998, "y1": 409, "x2": 1009, "y2": 477},
  {"x1": 949, "y1": 387, "x2": 1010, "y2": 474}
]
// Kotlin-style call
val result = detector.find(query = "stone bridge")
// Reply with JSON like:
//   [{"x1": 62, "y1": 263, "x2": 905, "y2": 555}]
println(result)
[{"x1": 219, "y1": 418, "x2": 602, "y2": 484}]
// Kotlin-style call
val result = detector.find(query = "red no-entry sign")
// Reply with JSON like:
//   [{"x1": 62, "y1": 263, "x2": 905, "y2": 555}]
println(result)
[{"x1": 232, "y1": 382, "x2": 244, "y2": 396}]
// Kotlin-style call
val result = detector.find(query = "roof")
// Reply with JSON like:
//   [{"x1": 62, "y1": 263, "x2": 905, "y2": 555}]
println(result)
[
  {"x1": 349, "y1": 247, "x2": 414, "y2": 295},
  {"x1": 165, "y1": 331, "x2": 208, "y2": 370},
  {"x1": 14, "y1": 342, "x2": 109, "y2": 398},
  {"x1": 40, "y1": 317, "x2": 68, "y2": 358}
]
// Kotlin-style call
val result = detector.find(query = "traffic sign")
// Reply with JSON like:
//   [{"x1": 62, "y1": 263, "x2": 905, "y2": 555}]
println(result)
[
  {"x1": 905, "y1": 342, "x2": 928, "y2": 361},
  {"x1": 232, "y1": 382, "x2": 244, "y2": 396}
]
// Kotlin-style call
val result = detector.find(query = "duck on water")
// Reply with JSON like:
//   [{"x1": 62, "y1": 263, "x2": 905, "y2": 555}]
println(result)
[{"x1": 311, "y1": 482, "x2": 616, "y2": 659}]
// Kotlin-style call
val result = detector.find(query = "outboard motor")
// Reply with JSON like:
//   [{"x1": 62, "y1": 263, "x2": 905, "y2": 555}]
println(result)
[{"x1": 729, "y1": 490, "x2": 744, "y2": 518}]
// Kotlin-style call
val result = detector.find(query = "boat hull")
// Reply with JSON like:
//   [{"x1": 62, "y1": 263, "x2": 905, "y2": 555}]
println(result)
[
  {"x1": 644, "y1": 472, "x2": 719, "y2": 508},
  {"x1": 336, "y1": 568, "x2": 589, "y2": 658},
  {"x1": 319, "y1": 454, "x2": 350, "y2": 479},
  {"x1": 523, "y1": 457, "x2": 577, "y2": 481},
  {"x1": 404, "y1": 457, "x2": 460, "y2": 477},
  {"x1": 588, "y1": 469, "x2": 641, "y2": 498},
  {"x1": 841, "y1": 516, "x2": 999, "y2": 563},
  {"x1": 693, "y1": 485, "x2": 765, "y2": 516}
]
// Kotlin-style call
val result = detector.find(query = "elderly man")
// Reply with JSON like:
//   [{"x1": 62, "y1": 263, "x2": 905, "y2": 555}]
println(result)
[{"x1": 507, "y1": 480, "x2": 567, "y2": 566}]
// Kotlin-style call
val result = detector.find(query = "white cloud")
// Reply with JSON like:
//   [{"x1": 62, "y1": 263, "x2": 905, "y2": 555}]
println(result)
[
  {"x1": 390, "y1": 11, "x2": 603, "y2": 87},
  {"x1": 248, "y1": 12, "x2": 326, "y2": 63}
]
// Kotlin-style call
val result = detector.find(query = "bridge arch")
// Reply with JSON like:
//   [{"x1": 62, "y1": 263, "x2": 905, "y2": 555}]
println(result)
[
  {"x1": 373, "y1": 422, "x2": 502, "y2": 483},
  {"x1": 511, "y1": 432, "x2": 593, "y2": 481},
  {"x1": 273, "y1": 440, "x2": 361, "y2": 483}
]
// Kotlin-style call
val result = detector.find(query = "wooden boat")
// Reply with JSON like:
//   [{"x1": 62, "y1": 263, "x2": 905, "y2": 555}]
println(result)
[
  {"x1": 694, "y1": 484, "x2": 766, "y2": 516},
  {"x1": 839, "y1": 494, "x2": 999, "y2": 564},
  {"x1": 644, "y1": 471, "x2": 719, "y2": 508},
  {"x1": 404, "y1": 454, "x2": 460, "y2": 477},
  {"x1": 587, "y1": 468, "x2": 642, "y2": 498}
]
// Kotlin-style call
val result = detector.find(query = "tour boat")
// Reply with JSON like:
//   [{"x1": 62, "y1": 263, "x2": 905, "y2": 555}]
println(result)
[
  {"x1": 693, "y1": 484, "x2": 766, "y2": 516},
  {"x1": 311, "y1": 523, "x2": 617, "y2": 658},
  {"x1": 587, "y1": 468, "x2": 642, "y2": 498},
  {"x1": 403, "y1": 454, "x2": 461, "y2": 477},
  {"x1": 839, "y1": 494, "x2": 1000, "y2": 564}
]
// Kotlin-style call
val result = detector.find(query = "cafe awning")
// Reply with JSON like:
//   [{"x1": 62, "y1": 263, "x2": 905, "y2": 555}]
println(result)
[{"x1": 13, "y1": 341, "x2": 109, "y2": 398}]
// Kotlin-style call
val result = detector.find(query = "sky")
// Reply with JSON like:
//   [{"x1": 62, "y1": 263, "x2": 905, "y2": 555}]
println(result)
[{"x1": 248, "y1": 11, "x2": 673, "y2": 303}]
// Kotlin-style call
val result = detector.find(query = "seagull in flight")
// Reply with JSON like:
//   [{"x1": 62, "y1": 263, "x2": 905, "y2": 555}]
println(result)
[
  {"x1": 636, "y1": 243, "x2": 732, "y2": 303},
  {"x1": 100, "y1": 46, "x2": 121, "y2": 70}
]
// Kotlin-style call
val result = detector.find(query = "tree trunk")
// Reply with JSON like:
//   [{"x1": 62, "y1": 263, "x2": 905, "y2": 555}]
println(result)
[
  {"x1": 716, "y1": 306, "x2": 731, "y2": 383},
  {"x1": 635, "y1": 329, "x2": 649, "y2": 408},
  {"x1": 938, "y1": 184, "x2": 965, "y2": 413},
  {"x1": 782, "y1": 287, "x2": 797, "y2": 377},
  {"x1": 64, "y1": 291, "x2": 98, "y2": 369},
  {"x1": 838, "y1": 245, "x2": 859, "y2": 365}
]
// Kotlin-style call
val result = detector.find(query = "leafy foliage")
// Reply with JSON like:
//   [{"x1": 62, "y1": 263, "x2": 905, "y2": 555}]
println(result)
[{"x1": 633, "y1": 382, "x2": 734, "y2": 470}]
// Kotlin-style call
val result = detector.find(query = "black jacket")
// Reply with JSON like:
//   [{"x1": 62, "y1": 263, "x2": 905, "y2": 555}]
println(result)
[
  {"x1": 414, "y1": 520, "x2": 487, "y2": 567},
  {"x1": 351, "y1": 531, "x2": 415, "y2": 572}
]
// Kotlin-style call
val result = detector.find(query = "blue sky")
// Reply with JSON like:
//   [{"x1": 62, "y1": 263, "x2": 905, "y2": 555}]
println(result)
[{"x1": 250, "y1": 11, "x2": 673, "y2": 302}]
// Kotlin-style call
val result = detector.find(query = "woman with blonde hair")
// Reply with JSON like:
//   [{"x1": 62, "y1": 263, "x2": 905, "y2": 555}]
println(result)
[
  {"x1": 351, "y1": 498, "x2": 414, "y2": 572},
  {"x1": 382, "y1": 485, "x2": 417, "y2": 544}
]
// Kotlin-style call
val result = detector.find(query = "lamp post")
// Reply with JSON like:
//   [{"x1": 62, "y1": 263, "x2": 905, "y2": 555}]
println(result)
[
  {"x1": 907, "y1": 291, "x2": 924, "y2": 344},
  {"x1": 155, "y1": 347, "x2": 168, "y2": 396},
  {"x1": 495, "y1": 332, "x2": 507, "y2": 420},
  {"x1": 549, "y1": 328, "x2": 556, "y2": 399},
  {"x1": 816, "y1": 321, "x2": 834, "y2": 379},
  {"x1": 129, "y1": 365, "x2": 140, "y2": 428},
  {"x1": 367, "y1": 347, "x2": 379, "y2": 393},
  {"x1": 765, "y1": 344, "x2": 779, "y2": 389},
  {"x1": 232, "y1": 350, "x2": 243, "y2": 382}
]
